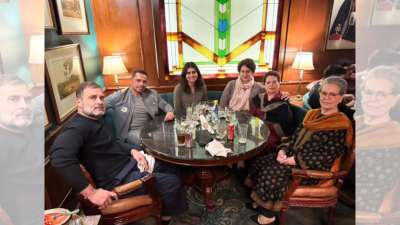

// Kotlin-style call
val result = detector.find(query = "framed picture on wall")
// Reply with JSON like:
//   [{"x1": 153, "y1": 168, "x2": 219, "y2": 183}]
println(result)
[
  {"x1": 45, "y1": 44, "x2": 87, "y2": 124},
  {"x1": 52, "y1": 0, "x2": 89, "y2": 35},
  {"x1": 325, "y1": 0, "x2": 355, "y2": 50},
  {"x1": 45, "y1": 0, "x2": 57, "y2": 29},
  {"x1": 371, "y1": 0, "x2": 400, "y2": 25}
]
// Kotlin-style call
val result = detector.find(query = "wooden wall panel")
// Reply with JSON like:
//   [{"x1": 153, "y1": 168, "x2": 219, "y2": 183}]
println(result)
[
  {"x1": 137, "y1": 0, "x2": 160, "y2": 86},
  {"x1": 280, "y1": 0, "x2": 354, "y2": 95},
  {"x1": 91, "y1": 0, "x2": 144, "y2": 86},
  {"x1": 279, "y1": 0, "x2": 355, "y2": 94}
]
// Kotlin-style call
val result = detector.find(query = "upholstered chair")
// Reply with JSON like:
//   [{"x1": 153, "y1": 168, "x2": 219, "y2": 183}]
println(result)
[{"x1": 79, "y1": 165, "x2": 162, "y2": 225}]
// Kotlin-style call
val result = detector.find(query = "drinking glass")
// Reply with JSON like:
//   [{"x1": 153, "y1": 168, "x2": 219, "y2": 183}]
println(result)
[
  {"x1": 216, "y1": 120, "x2": 227, "y2": 140},
  {"x1": 225, "y1": 108, "x2": 235, "y2": 123},
  {"x1": 238, "y1": 123, "x2": 248, "y2": 144},
  {"x1": 218, "y1": 106, "x2": 226, "y2": 119},
  {"x1": 175, "y1": 122, "x2": 186, "y2": 147}
]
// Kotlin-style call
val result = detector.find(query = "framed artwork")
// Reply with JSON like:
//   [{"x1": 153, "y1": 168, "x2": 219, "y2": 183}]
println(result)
[
  {"x1": 371, "y1": 0, "x2": 400, "y2": 25},
  {"x1": 51, "y1": 0, "x2": 89, "y2": 35},
  {"x1": 45, "y1": 0, "x2": 57, "y2": 29},
  {"x1": 45, "y1": 44, "x2": 87, "y2": 124},
  {"x1": 325, "y1": 0, "x2": 355, "y2": 50}
]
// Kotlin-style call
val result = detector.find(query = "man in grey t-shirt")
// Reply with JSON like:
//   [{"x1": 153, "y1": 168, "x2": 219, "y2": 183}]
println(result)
[{"x1": 106, "y1": 70, "x2": 174, "y2": 145}]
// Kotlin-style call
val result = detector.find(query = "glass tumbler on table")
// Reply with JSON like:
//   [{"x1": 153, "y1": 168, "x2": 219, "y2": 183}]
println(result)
[
  {"x1": 238, "y1": 123, "x2": 248, "y2": 144},
  {"x1": 216, "y1": 120, "x2": 227, "y2": 140},
  {"x1": 175, "y1": 122, "x2": 186, "y2": 147}
]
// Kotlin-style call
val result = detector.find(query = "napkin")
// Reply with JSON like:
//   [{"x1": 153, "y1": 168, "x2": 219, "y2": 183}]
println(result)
[
  {"x1": 205, "y1": 139, "x2": 232, "y2": 157},
  {"x1": 137, "y1": 151, "x2": 155, "y2": 173}
]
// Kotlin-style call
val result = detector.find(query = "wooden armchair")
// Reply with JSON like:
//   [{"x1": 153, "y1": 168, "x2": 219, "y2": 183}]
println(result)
[
  {"x1": 277, "y1": 145, "x2": 355, "y2": 225},
  {"x1": 79, "y1": 165, "x2": 162, "y2": 225}
]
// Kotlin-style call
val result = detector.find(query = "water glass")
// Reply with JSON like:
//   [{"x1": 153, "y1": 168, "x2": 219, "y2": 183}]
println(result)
[
  {"x1": 238, "y1": 123, "x2": 248, "y2": 144},
  {"x1": 218, "y1": 106, "x2": 226, "y2": 119},
  {"x1": 185, "y1": 124, "x2": 196, "y2": 148},
  {"x1": 225, "y1": 108, "x2": 235, "y2": 123},
  {"x1": 216, "y1": 120, "x2": 227, "y2": 140}
]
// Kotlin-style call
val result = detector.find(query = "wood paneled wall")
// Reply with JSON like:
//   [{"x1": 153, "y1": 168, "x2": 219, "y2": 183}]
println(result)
[
  {"x1": 278, "y1": 0, "x2": 355, "y2": 94},
  {"x1": 92, "y1": 0, "x2": 355, "y2": 94}
]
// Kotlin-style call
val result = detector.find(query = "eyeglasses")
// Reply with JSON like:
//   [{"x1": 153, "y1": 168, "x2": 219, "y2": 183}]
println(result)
[
  {"x1": 362, "y1": 89, "x2": 394, "y2": 100},
  {"x1": 319, "y1": 91, "x2": 341, "y2": 98}
]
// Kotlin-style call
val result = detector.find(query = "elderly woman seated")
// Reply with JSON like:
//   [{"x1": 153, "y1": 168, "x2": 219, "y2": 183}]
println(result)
[
  {"x1": 245, "y1": 76, "x2": 353, "y2": 225},
  {"x1": 250, "y1": 70, "x2": 294, "y2": 139}
]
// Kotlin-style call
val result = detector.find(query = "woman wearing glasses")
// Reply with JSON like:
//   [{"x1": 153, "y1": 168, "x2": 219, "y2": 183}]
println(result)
[
  {"x1": 356, "y1": 66, "x2": 400, "y2": 220},
  {"x1": 173, "y1": 62, "x2": 208, "y2": 119},
  {"x1": 246, "y1": 76, "x2": 353, "y2": 225}
]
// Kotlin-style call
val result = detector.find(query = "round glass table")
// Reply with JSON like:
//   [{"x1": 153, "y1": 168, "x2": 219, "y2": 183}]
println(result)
[{"x1": 141, "y1": 111, "x2": 270, "y2": 211}]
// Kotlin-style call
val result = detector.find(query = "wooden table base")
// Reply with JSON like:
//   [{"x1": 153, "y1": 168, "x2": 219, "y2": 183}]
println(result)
[{"x1": 185, "y1": 167, "x2": 230, "y2": 212}]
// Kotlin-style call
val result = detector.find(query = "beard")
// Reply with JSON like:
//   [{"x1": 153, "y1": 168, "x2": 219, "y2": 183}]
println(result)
[{"x1": 82, "y1": 107, "x2": 105, "y2": 119}]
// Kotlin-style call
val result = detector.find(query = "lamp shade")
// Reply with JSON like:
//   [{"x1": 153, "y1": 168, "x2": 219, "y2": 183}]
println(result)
[
  {"x1": 28, "y1": 35, "x2": 44, "y2": 64},
  {"x1": 102, "y1": 55, "x2": 127, "y2": 75},
  {"x1": 291, "y1": 52, "x2": 314, "y2": 70}
]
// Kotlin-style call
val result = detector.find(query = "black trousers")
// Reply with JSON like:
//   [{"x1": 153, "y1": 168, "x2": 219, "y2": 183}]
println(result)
[{"x1": 109, "y1": 158, "x2": 188, "y2": 216}]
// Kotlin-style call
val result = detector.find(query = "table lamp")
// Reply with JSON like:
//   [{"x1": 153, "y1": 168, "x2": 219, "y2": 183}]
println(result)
[
  {"x1": 291, "y1": 52, "x2": 314, "y2": 100},
  {"x1": 102, "y1": 55, "x2": 127, "y2": 88}
]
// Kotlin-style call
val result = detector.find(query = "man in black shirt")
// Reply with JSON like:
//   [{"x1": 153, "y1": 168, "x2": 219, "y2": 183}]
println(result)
[{"x1": 51, "y1": 82, "x2": 187, "y2": 220}]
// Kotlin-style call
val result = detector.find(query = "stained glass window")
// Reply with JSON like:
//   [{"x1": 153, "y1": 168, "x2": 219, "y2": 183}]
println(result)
[{"x1": 163, "y1": 0, "x2": 280, "y2": 77}]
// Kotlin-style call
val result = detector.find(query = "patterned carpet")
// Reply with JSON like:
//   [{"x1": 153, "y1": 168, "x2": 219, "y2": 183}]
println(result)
[{"x1": 132, "y1": 173, "x2": 354, "y2": 225}]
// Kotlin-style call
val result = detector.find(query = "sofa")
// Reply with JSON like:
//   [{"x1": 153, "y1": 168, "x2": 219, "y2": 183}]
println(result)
[{"x1": 159, "y1": 90, "x2": 223, "y2": 107}]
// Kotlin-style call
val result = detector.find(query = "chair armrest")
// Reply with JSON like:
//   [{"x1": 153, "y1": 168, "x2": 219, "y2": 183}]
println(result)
[
  {"x1": 292, "y1": 168, "x2": 348, "y2": 180},
  {"x1": 100, "y1": 195, "x2": 153, "y2": 215},
  {"x1": 281, "y1": 169, "x2": 348, "y2": 202},
  {"x1": 112, "y1": 174, "x2": 154, "y2": 196},
  {"x1": 141, "y1": 174, "x2": 159, "y2": 201}
]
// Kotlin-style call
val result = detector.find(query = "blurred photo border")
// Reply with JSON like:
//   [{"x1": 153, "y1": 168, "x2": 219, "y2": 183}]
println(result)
[{"x1": 370, "y1": 0, "x2": 400, "y2": 26}]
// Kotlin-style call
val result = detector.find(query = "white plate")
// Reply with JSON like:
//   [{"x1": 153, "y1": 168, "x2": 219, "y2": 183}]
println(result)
[{"x1": 44, "y1": 208, "x2": 71, "y2": 225}]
